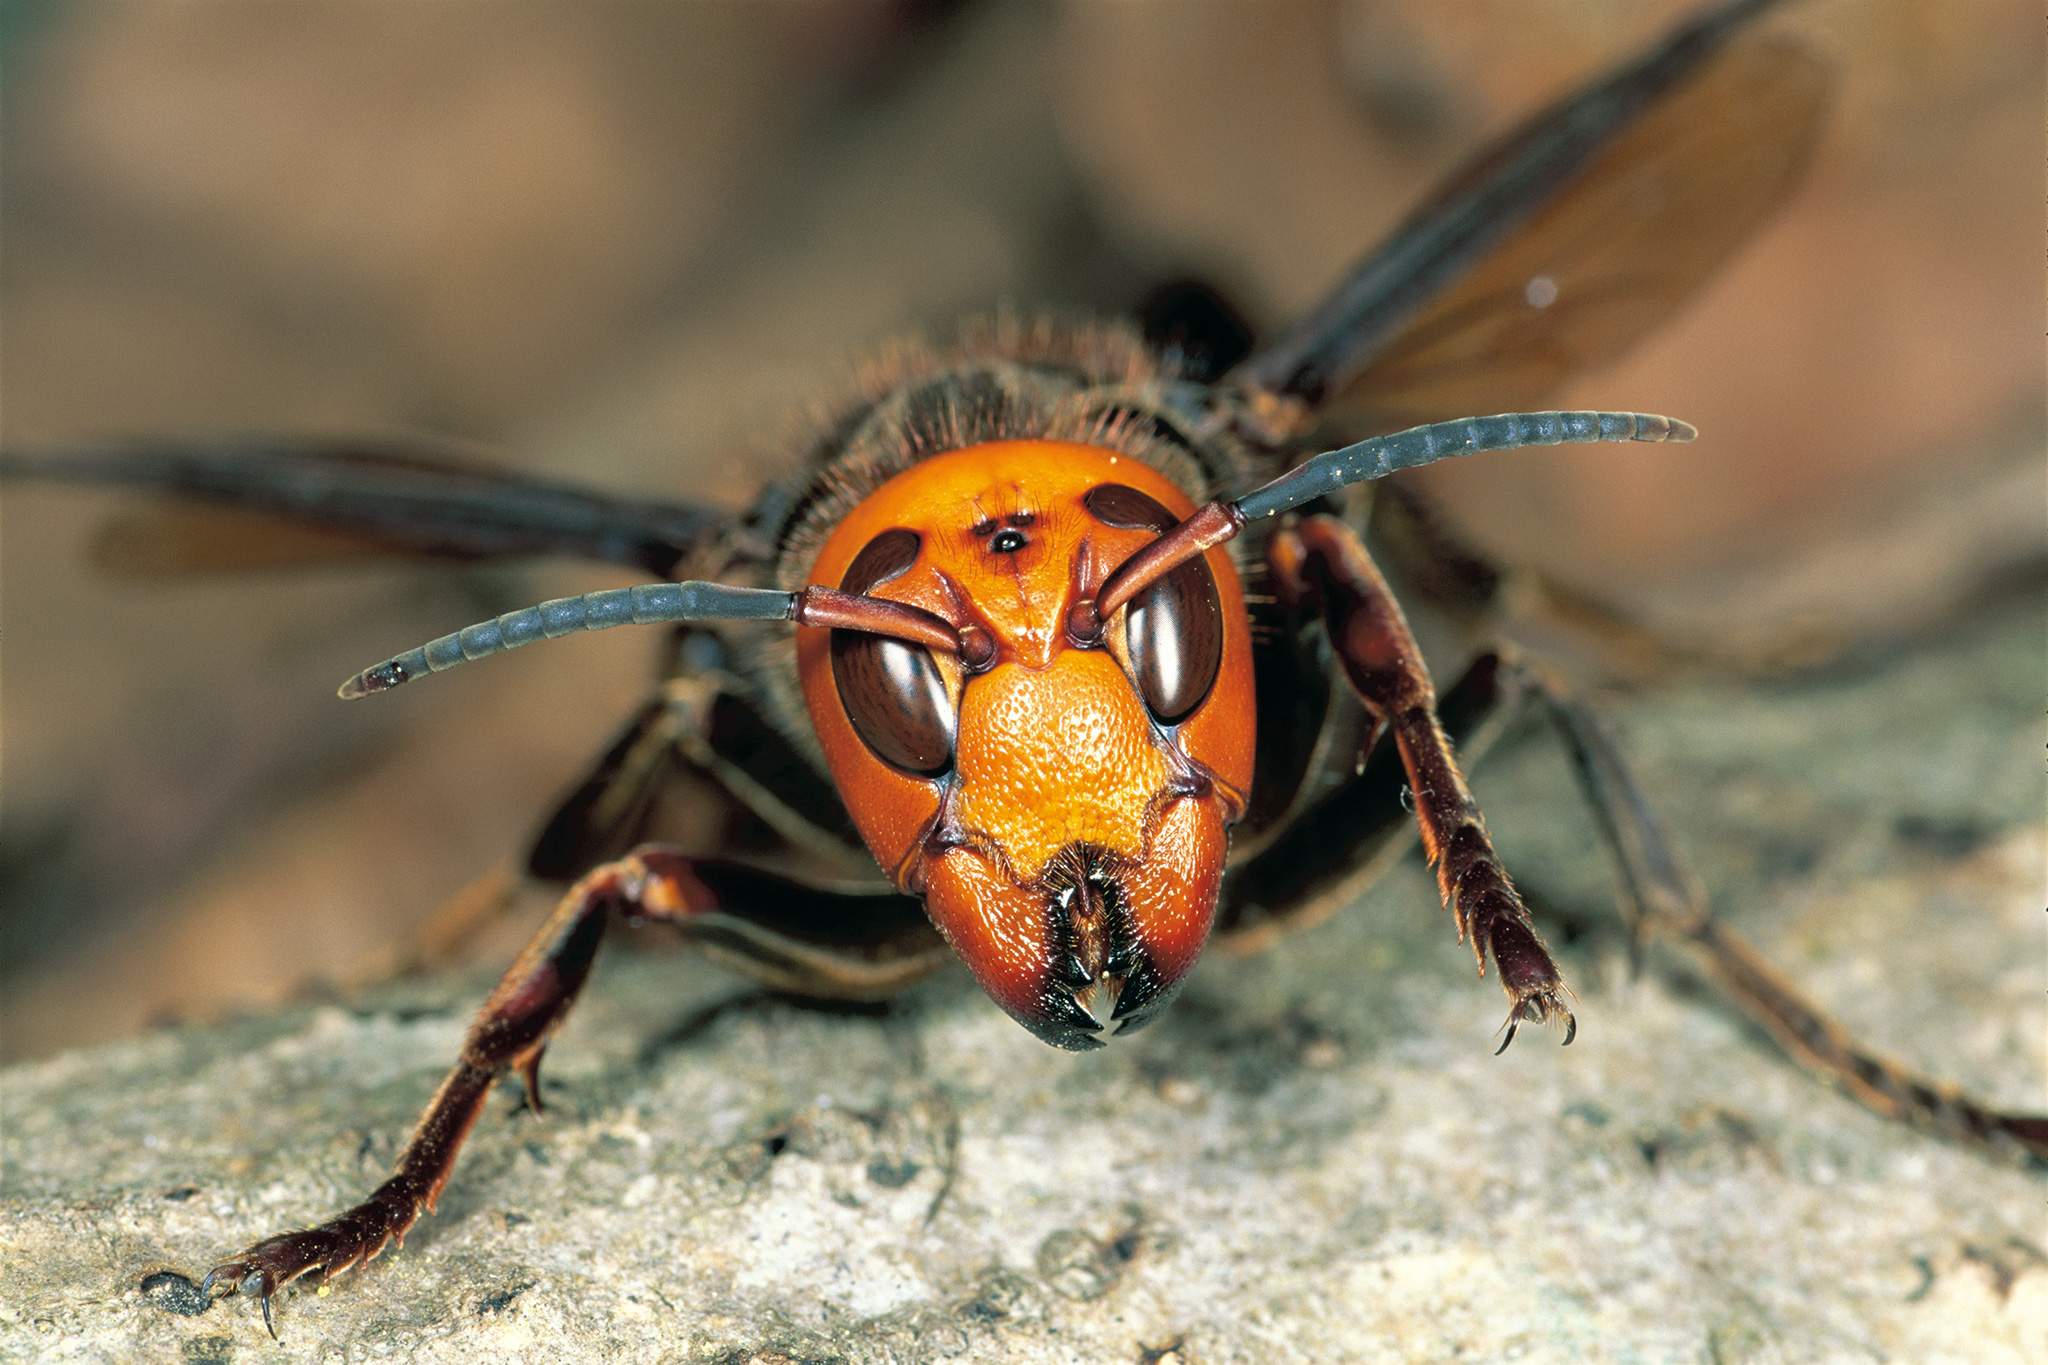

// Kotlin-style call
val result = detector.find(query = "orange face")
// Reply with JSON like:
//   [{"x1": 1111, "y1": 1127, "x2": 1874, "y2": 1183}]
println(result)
[{"x1": 795, "y1": 441, "x2": 1255, "y2": 1050}]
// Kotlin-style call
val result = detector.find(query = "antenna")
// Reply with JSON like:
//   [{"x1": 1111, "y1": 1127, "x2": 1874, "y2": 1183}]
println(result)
[{"x1": 340, "y1": 410, "x2": 1692, "y2": 698}]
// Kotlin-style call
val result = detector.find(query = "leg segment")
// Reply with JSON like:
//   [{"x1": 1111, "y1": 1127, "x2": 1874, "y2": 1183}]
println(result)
[
  {"x1": 525, "y1": 688, "x2": 702, "y2": 883},
  {"x1": 1368, "y1": 480, "x2": 1700, "y2": 683},
  {"x1": 1270, "y1": 514, "x2": 1571, "y2": 1048},
  {"x1": 1534, "y1": 676, "x2": 2048, "y2": 1166},
  {"x1": 530, "y1": 633, "x2": 877, "y2": 883},
  {"x1": 201, "y1": 849, "x2": 942, "y2": 1337},
  {"x1": 202, "y1": 857, "x2": 622, "y2": 1336},
  {"x1": 333, "y1": 672, "x2": 708, "y2": 995},
  {"x1": 1218, "y1": 651, "x2": 1524, "y2": 953},
  {"x1": 342, "y1": 635, "x2": 888, "y2": 995}
]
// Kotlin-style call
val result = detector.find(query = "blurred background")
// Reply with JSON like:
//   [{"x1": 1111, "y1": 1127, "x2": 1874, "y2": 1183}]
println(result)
[{"x1": 2, "y1": 0, "x2": 2039, "y2": 1062}]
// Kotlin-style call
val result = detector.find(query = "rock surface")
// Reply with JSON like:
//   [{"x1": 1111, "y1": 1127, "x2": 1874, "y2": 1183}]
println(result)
[{"x1": 4, "y1": 595, "x2": 2042, "y2": 1364}]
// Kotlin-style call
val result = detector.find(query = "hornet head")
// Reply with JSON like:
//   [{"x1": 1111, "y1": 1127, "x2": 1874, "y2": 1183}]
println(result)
[{"x1": 794, "y1": 441, "x2": 1254, "y2": 1048}]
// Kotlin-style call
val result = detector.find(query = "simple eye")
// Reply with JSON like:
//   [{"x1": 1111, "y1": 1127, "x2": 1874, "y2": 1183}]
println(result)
[
  {"x1": 1084, "y1": 483, "x2": 1224, "y2": 724},
  {"x1": 831, "y1": 528, "x2": 956, "y2": 777}
]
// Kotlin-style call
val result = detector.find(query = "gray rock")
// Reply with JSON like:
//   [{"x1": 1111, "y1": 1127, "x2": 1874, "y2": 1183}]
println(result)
[{"x1": 4, "y1": 596, "x2": 2042, "y2": 1364}]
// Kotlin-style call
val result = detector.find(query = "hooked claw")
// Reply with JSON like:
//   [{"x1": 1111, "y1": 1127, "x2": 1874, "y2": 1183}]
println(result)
[
  {"x1": 197, "y1": 1175, "x2": 421, "y2": 1340},
  {"x1": 1494, "y1": 990, "x2": 1577, "y2": 1056},
  {"x1": 200, "y1": 1252, "x2": 298, "y2": 1341}
]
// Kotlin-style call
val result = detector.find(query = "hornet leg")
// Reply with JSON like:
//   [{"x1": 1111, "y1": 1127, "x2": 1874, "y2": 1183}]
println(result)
[
  {"x1": 201, "y1": 848, "x2": 941, "y2": 1337},
  {"x1": 1270, "y1": 513, "x2": 1571, "y2": 1049},
  {"x1": 1533, "y1": 673, "x2": 2048, "y2": 1166}
]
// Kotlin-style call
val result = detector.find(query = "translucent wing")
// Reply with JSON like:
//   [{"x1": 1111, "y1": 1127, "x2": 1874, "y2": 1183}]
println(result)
[
  {"x1": 1233, "y1": 0, "x2": 1828, "y2": 430},
  {"x1": 0, "y1": 438, "x2": 729, "y2": 578},
  {"x1": 1333, "y1": 33, "x2": 1826, "y2": 430}
]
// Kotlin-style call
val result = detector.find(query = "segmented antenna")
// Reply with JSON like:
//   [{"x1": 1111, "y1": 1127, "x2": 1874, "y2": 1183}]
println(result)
[
  {"x1": 338, "y1": 579, "x2": 967, "y2": 698},
  {"x1": 1234, "y1": 410, "x2": 1690, "y2": 524},
  {"x1": 340, "y1": 409, "x2": 1692, "y2": 699},
  {"x1": 1082, "y1": 410, "x2": 1692, "y2": 628},
  {"x1": 339, "y1": 582, "x2": 793, "y2": 698}
]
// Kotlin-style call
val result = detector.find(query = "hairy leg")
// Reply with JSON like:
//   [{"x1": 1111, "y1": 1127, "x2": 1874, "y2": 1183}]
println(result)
[
  {"x1": 202, "y1": 848, "x2": 941, "y2": 1337},
  {"x1": 1269, "y1": 513, "x2": 1571, "y2": 1048},
  {"x1": 1534, "y1": 674, "x2": 2048, "y2": 1166},
  {"x1": 1217, "y1": 651, "x2": 1524, "y2": 954}
]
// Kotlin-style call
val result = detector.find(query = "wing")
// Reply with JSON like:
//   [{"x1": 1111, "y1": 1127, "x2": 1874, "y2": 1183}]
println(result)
[
  {"x1": 1231, "y1": 0, "x2": 1828, "y2": 429},
  {"x1": 0, "y1": 437, "x2": 730, "y2": 578}
]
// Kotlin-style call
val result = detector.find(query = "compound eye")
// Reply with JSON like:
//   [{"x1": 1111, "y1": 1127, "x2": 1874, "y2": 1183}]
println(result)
[
  {"x1": 1084, "y1": 483, "x2": 1223, "y2": 725},
  {"x1": 830, "y1": 528, "x2": 956, "y2": 777},
  {"x1": 1126, "y1": 557, "x2": 1223, "y2": 724},
  {"x1": 832, "y1": 633, "x2": 956, "y2": 775},
  {"x1": 1083, "y1": 483, "x2": 1177, "y2": 535}
]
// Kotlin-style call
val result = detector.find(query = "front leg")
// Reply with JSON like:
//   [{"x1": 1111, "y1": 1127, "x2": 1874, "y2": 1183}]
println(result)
[
  {"x1": 1270, "y1": 513, "x2": 1572, "y2": 1049},
  {"x1": 199, "y1": 853, "x2": 649, "y2": 1336},
  {"x1": 200, "y1": 848, "x2": 941, "y2": 1337}
]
